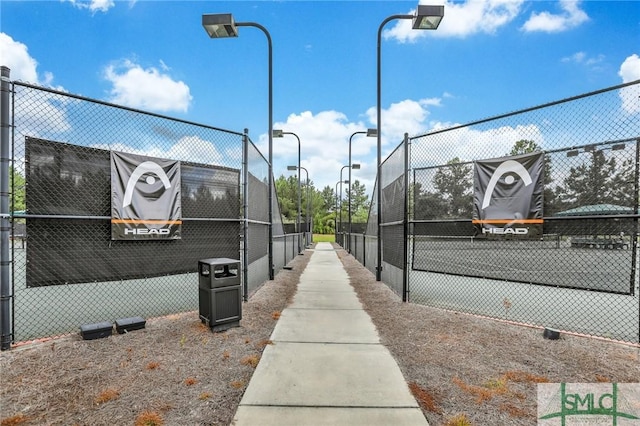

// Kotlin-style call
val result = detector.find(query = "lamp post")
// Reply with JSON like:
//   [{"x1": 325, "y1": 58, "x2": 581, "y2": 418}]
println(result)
[
  {"x1": 273, "y1": 130, "x2": 301, "y2": 253},
  {"x1": 287, "y1": 165, "x2": 311, "y2": 249},
  {"x1": 335, "y1": 180, "x2": 348, "y2": 238},
  {"x1": 348, "y1": 129, "x2": 376, "y2": 253},
  {"x1": 376, "y1": 4, "x2": 444, "y2": 281},
  {"x1": 202, "y1": 13, "x2": 275, "y2": 279},
  {"x1": 339, "y1": 164, "x2": 359, "y2": 248}
]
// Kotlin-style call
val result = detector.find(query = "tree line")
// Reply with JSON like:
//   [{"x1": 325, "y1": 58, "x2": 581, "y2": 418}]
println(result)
[
  {"x1": 275, "y1": 175, "x2": 370, "y2": 234},
  {"x1": 414, "y1": 139, "x2": 636, "y2": 221}
]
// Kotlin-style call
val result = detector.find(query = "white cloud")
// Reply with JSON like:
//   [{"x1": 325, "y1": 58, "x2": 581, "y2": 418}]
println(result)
[
  {"x1": 90, "y1": 135, "x2": 227, "y2": 168},
  {"x1": 0, "y1": 33, "x2": 71, "y2": 151},
  {"x1": 384, "y1": 0, "x2": 524, "y2": 43},
  {"x1": 0, "y1": 33, "x2": 40, "y2": 84},
  {"x1": 366, "y1": 98, "x2": 440, "y2": 146},
  {"x1": 254, "y1": 97, "x2": 441, "y2": 195},
  {"x1": 104, "y1": 60, "x2": 192, "y2": 113},
  {"x1": 521, "y1": 0, "x2": 589, "y2": 33},
  {"x1": 66, "y1": 0, "x2": 115, "y2": 14},
  {"x1": 253, "y1": 110, "x2": 375, "y2": 193},
  {"x1": 411, "y1": 123, "x2": 545, "y2": 167},
  {"x1": 561, "y1": 51, "x2": 605, "y2": 70},
  {"x1": 618, "y1": 54, "x2": 640, "y2": 114},
  {"x1": 619, "y1": 54, "x2": 640, "y2": 83}
]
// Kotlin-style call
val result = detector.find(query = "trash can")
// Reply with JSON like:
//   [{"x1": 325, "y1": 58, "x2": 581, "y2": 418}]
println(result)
[{"x1": 198, "y1": 258, "x2": 242, "y2": 331}]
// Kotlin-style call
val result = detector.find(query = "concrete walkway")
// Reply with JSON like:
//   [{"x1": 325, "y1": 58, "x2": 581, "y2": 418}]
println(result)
[{"x1": 231, "y1": 242, "x2": 428, "y2": 425}]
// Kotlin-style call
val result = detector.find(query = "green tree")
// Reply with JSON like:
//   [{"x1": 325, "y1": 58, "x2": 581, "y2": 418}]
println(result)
[
  {"x1": 345, "y1": 180, "x2": 369, "y2": 222},
  {"x1": 275, "y1": 175, "x2": 298, "y2": 221},
  {"x1": 320, "y1": 185, "x2": 336, "y2": 213},
  {"x1": 10, "y1": 166, "x2": 26, "y2": 212},
  {"x1": 432, "y1": 157, "x2": 473, "y2": 218},
  {"x1": 508, "y1": 139, "x2": 557, "y2": 215},
  {"x1": 558, "y1": 149, "x2": 620, "y2": 208},
  {"x1": 509, "y1": 140, "x2": 540, "y2": 156}
]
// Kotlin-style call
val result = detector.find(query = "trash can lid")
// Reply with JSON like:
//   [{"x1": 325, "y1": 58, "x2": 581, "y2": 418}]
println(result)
[{"x1": 199, "y1": 258, "x2": 240, "y2": 265}]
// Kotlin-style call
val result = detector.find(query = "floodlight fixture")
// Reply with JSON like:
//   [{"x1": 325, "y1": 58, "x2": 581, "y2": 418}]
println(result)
[
  {"x1": 202, "y1": 12, "x2": 274, "y2": 278},
  {"x1": 376, "y1": 4, "x2": 443, "y2": 282},
  {"x1": 202, "y1": 14, "x2": 238, "y2": 38},
  {"x1": 413, "y1": 5, "x2": 445, "y2": 30}
]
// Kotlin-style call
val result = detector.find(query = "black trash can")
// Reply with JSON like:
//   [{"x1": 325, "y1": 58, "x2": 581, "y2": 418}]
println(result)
[{"x1": 198, "y1": 258, "x2": 242, "y2": 331}]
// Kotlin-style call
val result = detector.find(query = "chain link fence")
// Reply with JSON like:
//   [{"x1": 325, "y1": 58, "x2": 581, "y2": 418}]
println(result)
[
  {"x1": 246, "y1": 138, "x2": 271, "y2": 296},
  {"x1": 348, "y1": 81, "x2": 640, "y2": 344},
  {"x1": 1, "y1": 76, "x2": 295, "y2": 347}
]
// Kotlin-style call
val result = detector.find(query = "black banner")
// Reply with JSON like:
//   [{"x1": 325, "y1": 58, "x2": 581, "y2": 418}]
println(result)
[
  {"x1": 111, "y1": 151, "x2": 182, "y2": 240},
  {"x1": 473, "y1": 152, "x2": 544, "y2": 238},
  {"x1": 25, "y1": 137, "x2": 240, "y2": 287}
]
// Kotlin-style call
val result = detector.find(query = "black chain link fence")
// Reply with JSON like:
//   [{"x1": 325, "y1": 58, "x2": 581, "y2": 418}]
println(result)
[
  {"x1": 380, "y1": 138, "x2": 408, "y2": 298},
  {"x1": 246, "y1": 139, "x2": 271, "y2": 296},
  {"x1": 348, "y1": 81, "x2": 640, "y2": 344},
  {"x1": 2, "y1": 79, "x2": 294, "y2": 346}
]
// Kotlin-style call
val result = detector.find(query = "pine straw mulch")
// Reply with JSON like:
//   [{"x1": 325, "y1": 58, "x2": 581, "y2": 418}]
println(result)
[
  {"x1": 336, "y1": 247, "x2": 640, "y2": 425},
  {"x1": 0, "y1": 251, "x2": 309, "y2": 426},
  {"x1": 2, "y1": 244, "x2": 639, "y2": 426}
]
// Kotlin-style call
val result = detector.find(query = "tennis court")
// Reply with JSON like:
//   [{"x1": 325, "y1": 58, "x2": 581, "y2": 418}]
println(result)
[{"x1": 408, "y1": 237, "x2": 639, "y2": 342}]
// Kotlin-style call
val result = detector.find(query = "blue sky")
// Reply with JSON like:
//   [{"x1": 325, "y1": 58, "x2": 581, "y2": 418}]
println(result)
[{"x1": 1, "y1": 0, "x2": 639, "y2": 195}]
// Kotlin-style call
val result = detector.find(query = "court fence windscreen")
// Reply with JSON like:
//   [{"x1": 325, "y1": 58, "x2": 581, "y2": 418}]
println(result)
[
  {"x1": 1, "y1": 78, "x2": 299, "y2": 347},
  {"x1": 350, "y1": 80, "x2": 640, "y2": 344}
]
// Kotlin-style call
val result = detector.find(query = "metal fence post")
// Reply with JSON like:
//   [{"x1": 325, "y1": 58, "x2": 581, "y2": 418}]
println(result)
[
  {"x1": 242, "y1": 129, "x2": 249, "y2": 301},
  {"x1": 1, "y1": 66, "x2": 12, "y2": 350},
  {"x1": 402, "y1": 133, "x2": 409, "y2": 303}
]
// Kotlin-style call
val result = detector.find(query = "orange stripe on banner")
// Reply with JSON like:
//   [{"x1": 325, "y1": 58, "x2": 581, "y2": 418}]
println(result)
[
  {"x1": 472, "y1": 219, "x2": 544, "y2": 224},
  {"x1": 111, "y1": 219, "x2": 183, "y2": 225}
]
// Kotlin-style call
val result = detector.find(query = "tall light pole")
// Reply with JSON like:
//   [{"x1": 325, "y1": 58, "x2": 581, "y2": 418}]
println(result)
[
  {"x1": 348, "y1": 129, "x2": 376, "y2": 253},
  {"x1": 287, "y1": 165, "x2": 311, "y2": 249},
  {"x1": 202, "y1": 13, "x2": 275, "y2": 279},
  {"x1": 376, "y1": 4, "x2": 444, "y2": 281},
  {"x1": 339, "y1": 164, "x2": 359, "y2": 247},
  {"x1": 335, "y1": 180, "x2": 348, "y2": 238},
  {"x1": 273, "y1": 130, "x2": 301, "y2": 253}
]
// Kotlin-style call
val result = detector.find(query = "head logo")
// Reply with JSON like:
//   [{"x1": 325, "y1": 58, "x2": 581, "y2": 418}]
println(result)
[
  {"x1": 482, "y1": 159, "x2": 532, "y2": 210},
  {"x1": 110, "y1": 151, "x2": 182, "y2": 240},
  {"x1": 473, "y1": 152, "x2": 544, "y2": 238},
  {"x1": 538, "y1": 383, "x2": 640, "y2": 425},
  {"x1": 122, "y1": 161, "x2": 172, "y2": 208}
]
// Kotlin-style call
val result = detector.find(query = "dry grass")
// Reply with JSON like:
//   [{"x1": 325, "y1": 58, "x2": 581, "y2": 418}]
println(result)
[
  {"x1": 336, "y1": 246, "x2": 640, "y2": 425},
  {"x1": 0, "y1": 414, "x2": 28, "y2": 426},
  {"x1": 240, "y1": 354, "x2": 260, "y2": 368},
  {"x1": 184, "y1": 377, "x2": 198, "y2": 386},
  {"x1": 0, "y1": 251, "x2": 306, "y2": 425},
  {"x1": 409, "y1": 381, "x2": 442, "y2": 414},
  {"x1": 133, "y1": 411, "x2": 163, "y2": 426},
  {"x1": 443, "y1": 413, "x2": 472, "y2": 426},
  {"x1": 2, "y1": 246, "x2": 639, "y2": 426},
  {"x1": 94, "y1": 388, "x2": 120, "y2": 404}
]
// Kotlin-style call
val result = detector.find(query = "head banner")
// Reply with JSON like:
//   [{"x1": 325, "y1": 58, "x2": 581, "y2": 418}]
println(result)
[
  {"x1": 473, "y1": 152, "x2": 544, "y2": 238},
  {"x1": 111, "y1": 151, "x2": 182, "y2": 240}
]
